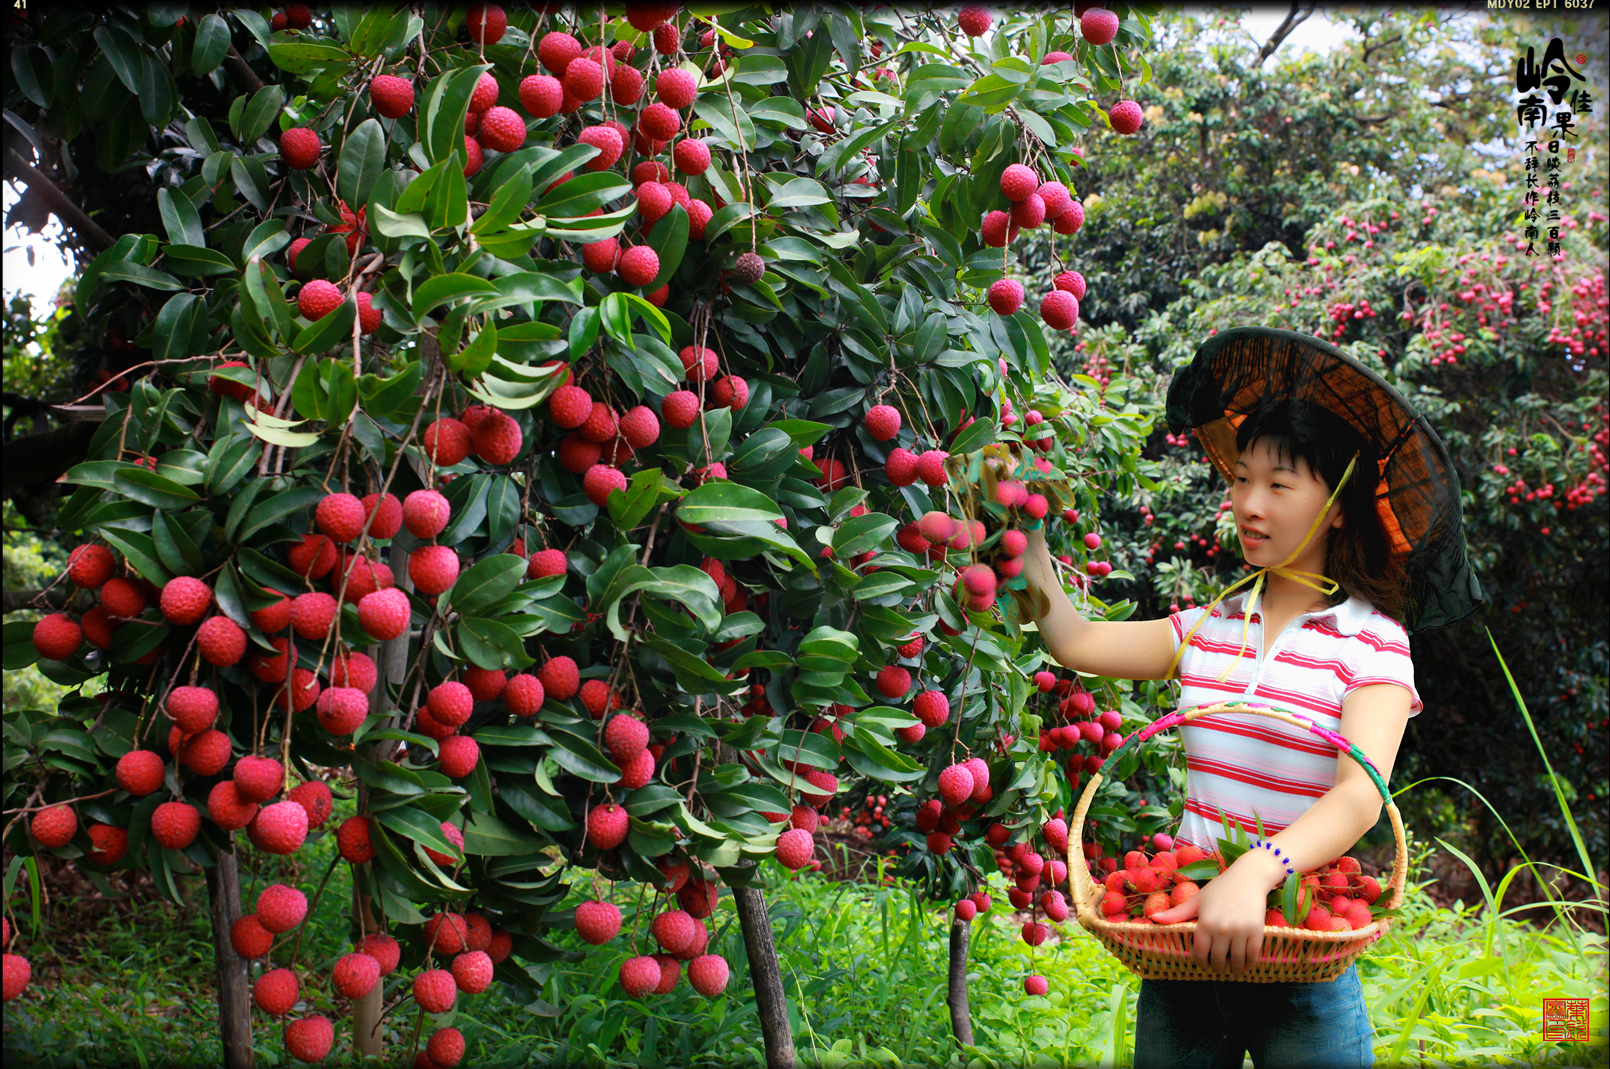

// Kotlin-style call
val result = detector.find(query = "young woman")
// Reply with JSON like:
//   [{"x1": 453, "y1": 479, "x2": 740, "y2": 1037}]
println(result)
[
  {"x1": 1017, "y1": 327, "x2": 1482, "y2": 1068},
  {"x1": 1020, "y1": 401, "x2": 1407, "y2": 1065}
]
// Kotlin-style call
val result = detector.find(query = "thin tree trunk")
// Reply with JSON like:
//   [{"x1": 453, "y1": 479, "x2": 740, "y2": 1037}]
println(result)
[
  {"x1": 732, "y1": 883, "x2": 797, "y2": 1069},
  {"x1": 207, "y1": 845, "x2": 255, "y2": 1069},
  {"x1": 947, "y1": 918, "x2": 974, "y2": 1047},
  {"x1": 350, "y1": 883, "x2": 383, "y2": 1058}
]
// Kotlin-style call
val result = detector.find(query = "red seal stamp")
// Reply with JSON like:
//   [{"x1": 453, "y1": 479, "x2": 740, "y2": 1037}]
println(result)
[{"x1": 1542, "y1": 998, "x2": 1589, "y2": 1043}]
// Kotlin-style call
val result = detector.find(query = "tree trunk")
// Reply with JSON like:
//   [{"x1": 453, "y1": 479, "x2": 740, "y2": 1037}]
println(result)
[
  {"x1": 947, "y1": 918, "x2": 974, "y2": 1047},
  {"x1": 206, "y1": 845, "x2": 255, "y2": 1069},
  {"x1": 732, "y1": 883, "x2": 796, "y2": 1069},
  {"x1": 353, "y1": 617, "x2": 410, "y2": 1061},
  {"x1": 350, "y1": 883, "x2": 383, "y2": 1058}
]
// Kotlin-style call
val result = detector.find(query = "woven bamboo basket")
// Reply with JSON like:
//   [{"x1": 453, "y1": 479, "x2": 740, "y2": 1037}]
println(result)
[{"x1": 1067, "y1": 701, "x2": 1407, "y2": 983}]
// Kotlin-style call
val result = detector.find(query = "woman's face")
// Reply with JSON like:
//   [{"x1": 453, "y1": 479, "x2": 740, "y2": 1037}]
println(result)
[{"x1": 1229, "y1": 439, "x2": 1341, "y2": 574}]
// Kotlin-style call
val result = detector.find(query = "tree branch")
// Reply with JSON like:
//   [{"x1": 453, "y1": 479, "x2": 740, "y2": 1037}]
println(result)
[
  {"x1": 1255, "y1": 3, "x2": 1314, "y2": 66},
  {"x1": 222, "y1": 47, "x2": 265, "y2": 95},
  {"x1": 2, "y1": 421, "x2": 101, "y2": 498},
  {"x1": 2, "y1": 142, "x2": 117, "y2": 251},
  {"x1": 4, "y1": 589, "x2": 67, "y2": 615}
]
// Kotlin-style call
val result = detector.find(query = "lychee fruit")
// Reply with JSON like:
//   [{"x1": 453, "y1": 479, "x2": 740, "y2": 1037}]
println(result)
[
  {"x1": 409, "y1": 545, "x2": 460, "y2": 596},
  {"x1": 987, "y1": 278, "x2": 1024, "y2": 316},
  {"x1": 257, "y1": 883, "x2": 309, "y2": 933},
  {"x1": 159, "y1": 576, "x2": 213, "y2": 625},
  {"x1": 587, "y1": 803, "x2": 629, "y2": 850},
  {"x1": 357, "y1": 587, "x2": 410, "y2": 641},
  {"x1": 1081, "y1": 7, "x2": 1120, "y2": 46},
  {"x1": 413, "y1": 969, "x2": 457, "y2": 1015},
  {"x1": 31, "y1": 804, "x2": 77, "y2": 848},
  {"x1": 197, "y1": 615, "x2": 247, "y2": 666},
  {"x1": 67, "y1": 544, "x2": 116, "y2": 588},
  {"x1": 957, "y1": 6, "x2": 991, "y2": 36},
  {"x1": 688, "y1": 953, "x2": 729, "y2": 997},
  {"x1": 403, "y1": 489, "x2": 451, "y2": 538},
  {"x1": 575, "y1": 899, "x2": 623, "y2": 944},
  {"x1": 31, "y1": 614, "x2": 82, "y2": 661},
  {"x1": 1000, "y1": 163, "x2": 1038, "y2": 202},
  {"x1": 297, "y1": 279, "x2": 343, "y2": 321},
  {"x1": 254, "y1": 967, "x2": 300, "y2": 1016},
  {"x1": 369, "y1": 74, "x2": 415, "y2": 118},
  {"x1": 251, "y1": 799, "x2": 309, "y2": 856},
  {"x1": 1108, "y1": 100, "x2": 1143, "y2": 135},
  {"x1": 280, "y1": 127, "x2": 322, "y2": 170}
]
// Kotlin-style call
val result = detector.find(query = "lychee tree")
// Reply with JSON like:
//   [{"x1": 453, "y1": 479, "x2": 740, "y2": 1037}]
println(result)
[{"x1": 2, "y1": 4, "x2": 1164, "y2": 1064}]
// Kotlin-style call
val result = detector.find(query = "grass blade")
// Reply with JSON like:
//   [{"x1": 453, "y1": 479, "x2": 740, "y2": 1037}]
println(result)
[{"x1": 1487, "y1": 630, "x2": 1595, "y2": 882}]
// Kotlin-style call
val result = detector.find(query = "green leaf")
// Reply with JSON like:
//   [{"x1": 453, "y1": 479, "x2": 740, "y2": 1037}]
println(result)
[
  {"x1": 766, "y1": 177, "x2": 832, "y2": 210},
  {"x1": 235, "y1": 486, "x2": 322, "y2": 543},
  {"x1": 93, "y1": 24, "x2": 143, "y2": 96},
  {"x1": 99, "y1": 527, "x2": 171, "y2": 586},
  {"x1": 447, "y1": 323, "x2": 497, "y2": 378},
  {"x1": 230, "y1": 155, "x2": 272, "y2": 212},
  {"x1": 374, "y1": 806, "x2": 460, "y2": 860},
  {"x1": 413, "y1": 273, "x2": 500, "y2": 324},
  {"x1": 241, "y1": 221, "x2": 291, "y2": 267},
  {"x1": 151, "y1": 511, "x2": 204, "y2": 576},
  {"x1": 338, "y1": 118, "x2": 385, "y2": 210},
  {"x1": 797, "y1": 625, "x2": 859, "y2": 672},
  {"x1": 643, "y1": 636, "x2": 738, "y2": 689},
  {"x1": 371, "y1": 204, "x2": 431, "y2": 240},
  {"x1": 4, "y1": 619, "x2": 39, "y2": 670},
  {"x1": 843, "y1": 734, "x2": 925, "y2": 782},
  {"x1": 832, "y1": 513, "x2": 898, "y2": 558},
  {"x1": 151, "y1": 294, "x2": 204, "y2": 363},
  {"x1": 445, "y1": 554, "x2": 528, "y2": 616},
  {"x1": 114, "y1": 466, "x2": 202, "y2": 510},
  {"x1": 599, "y1": 292, "x2": 634, "y2": 346},
  {"x1": 422, "y1": 64, "x2": 486, "y2": 168},
  {"x1": 544, "y1": 727, "x2": 621, "y2": 783},
  {"x1": 193, "y1": 13, "x2": 230, "y2": 75},
  {"x1": 608, "y1": 468, "x2": 670, "y2": 532},
  {"x1": 462, "y1": 810, "x2": 543, "y2": 857},
  {"x1": 239, "y1": 84, "x2": 286, "y2": 145},
  {"x1": 677, "y1": 480, "x2": 784, "y2": 527},
  {"x1": 499, "y1": 781, "x2": 576, "y2": 832},
  {"x1": 293, "y1": 297, "x2": 356, "y2": 355},
  {"x1": 470, "y1": 163, "x2": 533, "y2": 236},
  {"x1": 568, "y1": 305, "x2": 600, "y2": 361},
  {"x1": 602, "y1": 564, "x2": 723, "y2": 643},
  {"x1": 163, "y1": 244, "x2": 237, "y2": 278},
  {"x1": 948, "y1": 417, "x2": 998, "y2": 456},
  {"x1": 533, "y1": 170, "x2": 632, "y2": 218},
  {"x1": 693, "y1": 98, "x2": 756, "y2": 152},
  {"x1": 458, "y1": 616, "x2": 535, "y2": 671},
  {"x1": 157, "y1": 188, "x2": 204, "y2": 248},
  {"x1": 99, "y1": 261, "x2": 185, "y2": 292},
  {"x1": 645, "y1": 204, "x2": 688, "y2": 290}
]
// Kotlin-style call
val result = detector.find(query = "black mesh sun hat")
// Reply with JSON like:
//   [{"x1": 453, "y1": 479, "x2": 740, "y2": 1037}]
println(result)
[{"x1": 1166, "y1": 326, "x2": 1484, "y2": 634}]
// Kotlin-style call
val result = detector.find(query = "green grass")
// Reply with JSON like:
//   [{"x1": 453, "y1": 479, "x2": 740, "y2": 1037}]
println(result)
[{"x1": 4, "y1": 824, "x2": 1605, "y2": 1068}]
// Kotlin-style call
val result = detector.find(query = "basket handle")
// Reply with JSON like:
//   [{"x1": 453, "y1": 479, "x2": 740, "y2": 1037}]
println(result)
[
  {"x1": 1069, "y1": 701, "x2": 1407, "y2": 916},
  {"x1": 1116, "y1": 701, "x2": 1394, "y2": 806}
]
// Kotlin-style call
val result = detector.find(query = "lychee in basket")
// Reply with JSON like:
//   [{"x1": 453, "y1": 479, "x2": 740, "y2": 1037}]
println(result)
[{"x1": 1067, "y1": 701, "x2": 1407, "y2": 983}]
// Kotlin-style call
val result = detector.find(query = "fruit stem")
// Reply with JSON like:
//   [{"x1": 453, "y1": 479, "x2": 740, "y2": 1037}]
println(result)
[{"x1": 287, "y1": 851, "x2": 342, "y2": 970}]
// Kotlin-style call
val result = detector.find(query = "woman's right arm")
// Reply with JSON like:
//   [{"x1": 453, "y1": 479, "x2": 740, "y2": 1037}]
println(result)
[{"x1": 1018, "y1": 526, "x2": 1182, "y2": 681}]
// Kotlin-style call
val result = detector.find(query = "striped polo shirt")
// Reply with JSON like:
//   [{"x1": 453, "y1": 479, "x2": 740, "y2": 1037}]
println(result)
[{"x1": 1167, "y1": 592, "x2": 1420, "y2": 850}]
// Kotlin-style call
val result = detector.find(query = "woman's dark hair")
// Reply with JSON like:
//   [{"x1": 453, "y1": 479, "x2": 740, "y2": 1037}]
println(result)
[{"x1": 1234, "y1": 400, "x2": 1409, "y2": 623}]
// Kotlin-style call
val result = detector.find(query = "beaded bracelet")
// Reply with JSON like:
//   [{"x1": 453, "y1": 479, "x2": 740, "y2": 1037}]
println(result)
[{"x1": 1250, "y1": 838, "x2": 1296, "y2": 877}]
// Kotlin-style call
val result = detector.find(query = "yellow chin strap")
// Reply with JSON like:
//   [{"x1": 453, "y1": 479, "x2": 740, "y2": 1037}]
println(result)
[{"x1": 1167, "y1": 453, "x2": 1358, "y2": 683}]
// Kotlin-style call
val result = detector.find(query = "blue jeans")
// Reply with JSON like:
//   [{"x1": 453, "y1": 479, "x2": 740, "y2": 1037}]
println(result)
[{"x1": 1133, "y1": 964, "x2": 1374, "y2": 1068}]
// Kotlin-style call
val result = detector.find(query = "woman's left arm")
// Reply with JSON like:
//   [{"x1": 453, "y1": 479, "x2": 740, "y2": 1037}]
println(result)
[
  {"x1": 1150, "y1": 684, "x2": 1413, "y2": 972},
  {"x1": 1261, "y1": 682, "x2": 1414, "y2": 874}
]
